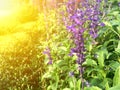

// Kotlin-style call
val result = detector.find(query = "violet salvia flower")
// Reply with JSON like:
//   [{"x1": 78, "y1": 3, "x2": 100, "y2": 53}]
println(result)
[
  {"x1": 96, "y1": 0, "x2": 102, "y2": 3},
  {"x1": 43, "y1": 47, "x2": 52, "y2": 65},
  {"x1": 85, "y1": 81, "x2": 90, "y2": 87},
  {"x1": 118, "y1": 2, "x2": 120, "y2": 7},
  {"x1": 100, "y1": 22, "x2": 105, "y2": 27},
  {"x1": 64, "y1": 0, "x2": 104, "y2": 88},
  {"x1": 69, "y1": 71, "x2": 74, "y2": 77}
]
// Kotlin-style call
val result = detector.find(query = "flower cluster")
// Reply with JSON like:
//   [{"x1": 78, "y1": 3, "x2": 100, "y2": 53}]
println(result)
[
  {"x1": 65, "y1": 0, "x2": 104, "y2": 84},
  {"x1": 66, "y1": 0, "x2": 86, "y2": 81}
]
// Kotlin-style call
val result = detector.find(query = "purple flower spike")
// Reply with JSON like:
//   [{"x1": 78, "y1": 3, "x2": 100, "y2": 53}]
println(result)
[
  {"x1": 85, "y1": 81, "x2": 90, "y2": 87},
  {"x1": 48, "y1": 60, "x2": 52, "y2": 65},
  {"x1": 64, "y1": 0, "x2": 103, "y2": 87},
  {"x1": 96, "y1": 0, "x2": 102, "y2": 3},
  {"x1": 69, "y1": 71, "x2": 74, "y2": 77},
  {"x1": 43, "y1": 47, "x2": 53, "y2": 65},
  {"x1": 118, "y1": 2, "x2": 120, "y2": 7},
  {"x1": 100, "y1": 22, "x2": 105, "y2": 27}
]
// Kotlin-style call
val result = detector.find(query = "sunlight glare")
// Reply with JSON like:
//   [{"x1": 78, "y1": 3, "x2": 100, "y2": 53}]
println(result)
[
  {"x1": 0, "y1": 0, "x2": 15, "y2": 10},
  {"x1": 0, "y1": 0, "x2": 17, "y2": 16}
]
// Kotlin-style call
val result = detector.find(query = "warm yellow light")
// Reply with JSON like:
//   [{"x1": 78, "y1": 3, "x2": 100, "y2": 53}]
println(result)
[
  {"x1": 0, "y1": 0, "x2": 15, "y2": 10},
  {"x1": 0, "y1": 0, "x2": 17, "y2": 16}
]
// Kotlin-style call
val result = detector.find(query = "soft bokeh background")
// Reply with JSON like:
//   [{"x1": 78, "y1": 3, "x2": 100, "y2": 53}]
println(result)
[
  {"x1": 0, "y1": 0, "x2": 56, "y2": 89},
  {"x1": 0, "y1": 0, "x2": 120, "y2": 90}
]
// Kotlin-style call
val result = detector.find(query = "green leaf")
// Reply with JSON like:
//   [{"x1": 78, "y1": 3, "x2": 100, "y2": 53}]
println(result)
[
  {"x1": 103, "y1": 39, "x2": 118, "y2": 47},
  {"x1": 63, "y1": 88, "x2": 71, "y2": 90},
  {"x1": 110, "y1": 11, "x2": 119, "y2": 16},
  {"x1": 115, "y1": 41, "x2": 120, "y2": 53},
  {"x1": 84, "y1": 86, "x2": 102, "y2": 90},
  {"x1": 97, "y1": 48, "x2": 108, "y2": 67},
  {"x1": 59, "y1": 46, "x2": 67, "y2": 51},
  {"x1": 90, "y1": 78, "x2": 103, "y2": 86},
  {"x1": 110, "y1": 20, "x2": 120, "y2": 26},
  {"x1": 109, "y1": 61, "x2": 120, "y2": 71},
  {"x1": 104, "y1": 21, "x2": 112, "y2": 27},
  {"x1": 98, "y1": 78, "x2": 109, "y2": 89},
  {"x1": 113, "y1": 66, "x2": 120, "y2": 86},
  {"x1": 76, "y1": 79, "x2": 81, "y2": 90},
  {"x1": 82, "y1": 59, "x2": 97, "y2": 66},
  {"x1": 42, "y1": 72, "x2": 52, "y2": 80},
  {"x1": 54, "y1": 74, "x2": 59, "y2": 89},
  {"x1": 59, "y1": 66, "x2": 69, "y2": 71},
  {"x1": 109, "y1": 85, "x2": 120, "y2": 90},
  {"x1": 86, "y1": 68, "x2": 101, "y2": 77},
  {"x1": 117, "y1": 26, "x2": 120, "y2": 34},
  {"x1": 69, "y1": 81, "x2": 74, "y2": 88},
  {"x1": 105, "y1": 81, "x2": 110, "y2": 90},
  {"x1": 56, "y1": 60, "x2": 67, "y2": 67},
  {"x1": 86, "y1": 41, "x2": 93, "y2": 52}
]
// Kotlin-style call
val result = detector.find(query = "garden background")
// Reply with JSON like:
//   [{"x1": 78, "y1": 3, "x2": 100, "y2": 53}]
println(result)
[{"x1": 0, "y1": 0, "x2": 120, "y2": 90}]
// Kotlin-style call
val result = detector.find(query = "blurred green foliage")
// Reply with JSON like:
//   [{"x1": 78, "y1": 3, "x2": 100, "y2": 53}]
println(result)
[{"x1": 0, "y1": 0, "x2": 120, "y2": 90}]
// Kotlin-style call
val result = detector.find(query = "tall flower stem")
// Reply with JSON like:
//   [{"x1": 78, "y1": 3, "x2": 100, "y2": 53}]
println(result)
[{"x1": 64, "y1": 0, "x2": 104, "y2": 88}]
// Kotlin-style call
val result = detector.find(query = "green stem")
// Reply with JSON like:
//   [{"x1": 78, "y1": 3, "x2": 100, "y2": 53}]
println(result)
[{"x1": 110, "y1": 27, "x2": 120, "y2": 39}]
